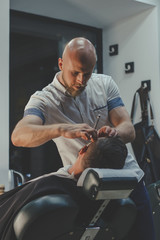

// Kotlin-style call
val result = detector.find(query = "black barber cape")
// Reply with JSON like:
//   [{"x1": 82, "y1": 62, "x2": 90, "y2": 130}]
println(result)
[
  {"x1": 0, "y1": 175, "x2": 102, "y2": 240},
  {"x1": 0, "y1": 175, "x2": 79, "y2": 240}
]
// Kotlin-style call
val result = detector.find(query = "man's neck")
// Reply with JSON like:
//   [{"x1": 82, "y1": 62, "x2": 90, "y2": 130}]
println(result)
[{"x1": 68, "y1": 161, "x2": 84, "y2": 180}]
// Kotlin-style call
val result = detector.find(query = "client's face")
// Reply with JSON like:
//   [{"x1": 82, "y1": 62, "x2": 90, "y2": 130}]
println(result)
[
  {"x1": 76, "y1": 140, "x2": 98, "y2": 166},
  {"x1": 77, "y1": 137, "x2": 106, "y2": 162}
]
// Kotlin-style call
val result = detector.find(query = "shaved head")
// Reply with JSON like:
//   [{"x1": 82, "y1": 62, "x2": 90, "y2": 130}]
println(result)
[
  {"x1": 62, "y1": 37, "x2": 97, "y2": 66},
  {"x1": 58, "y1": 37, "x2": 97, "y2": 97}
]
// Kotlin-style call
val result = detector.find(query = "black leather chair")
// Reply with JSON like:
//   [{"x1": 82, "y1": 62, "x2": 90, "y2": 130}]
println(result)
[{"x1": 13, "y1": 168, "x2": 138, "y2": 240}]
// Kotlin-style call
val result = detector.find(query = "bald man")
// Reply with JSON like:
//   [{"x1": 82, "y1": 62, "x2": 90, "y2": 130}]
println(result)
[
  {"x1": 11, "y1": 37, "x2": 135, "y2": 148},
  {"x1": 11, "y1": 37, "x2": 155, "y2": 240}
]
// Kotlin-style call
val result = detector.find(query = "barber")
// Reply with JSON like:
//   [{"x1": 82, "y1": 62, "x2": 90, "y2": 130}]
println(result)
[{"x1": 11, "y1": 37, "x2": 155, "y2": 240}]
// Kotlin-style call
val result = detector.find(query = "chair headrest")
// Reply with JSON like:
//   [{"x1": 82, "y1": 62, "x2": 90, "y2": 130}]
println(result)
[
  {"x1": 77, "y1": 168, "x2": 139, "y2": 187},
  {"x1": 77, "y1": 168, "x2": 138, "y2": 200}
]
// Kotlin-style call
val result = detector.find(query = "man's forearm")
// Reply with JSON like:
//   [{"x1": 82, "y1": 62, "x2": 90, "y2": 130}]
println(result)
[
  {"x1": 11, "y1": 123, "x2": 62, "y2": 147},
  {"x1": 11, "y1": 119, "x2": 97, "y2": 148},
  {"x1": 115, "y1": 121, "x2": 135, "y2": 144}
]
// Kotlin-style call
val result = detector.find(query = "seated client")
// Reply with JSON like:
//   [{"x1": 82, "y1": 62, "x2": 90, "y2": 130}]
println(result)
[
  {"x1": 57, "y1": 136, "x2": 127, "y2": 180},
  {"x1": 30, "y1": 136, "x2": 127, "y2": 183},
  {"x1": 70, "y1": 136, "x2": 127, "y2": 176}
]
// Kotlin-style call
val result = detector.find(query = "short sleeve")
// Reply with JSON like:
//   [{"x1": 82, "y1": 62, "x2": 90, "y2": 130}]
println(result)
[
  {"x1": 24, "y1": 91, "x2": 47, "y2": 124},
  {"x1": 107, "y1": 77, "x2": 124, "y2": 112}
]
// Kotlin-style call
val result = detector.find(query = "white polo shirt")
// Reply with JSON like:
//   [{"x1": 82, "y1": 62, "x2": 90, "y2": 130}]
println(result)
[{"x1": 24, "y1": 73, "x2": 144, "y2": 181}]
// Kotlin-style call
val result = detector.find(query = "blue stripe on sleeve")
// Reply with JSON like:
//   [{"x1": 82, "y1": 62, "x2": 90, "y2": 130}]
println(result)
[
  {"x1": 108, "y1": 97, "x2": 124, "y2": 112},
  {"x1": 24, "y1": 108, "x2": 45, "y2": 124}
]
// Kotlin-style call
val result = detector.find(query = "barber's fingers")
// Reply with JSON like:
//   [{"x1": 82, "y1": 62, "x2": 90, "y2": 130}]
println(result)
[
  {"x1": 60, "y1": 123, "x2": 97, "y2": 139},
  {"x1": 109, "y1": 128, "x2": 118, "y2": 137},
  {"x1": 80, "y1": 130, "x2": 97, "y2": 141},
  {"x1": 97, "y1": 126, "x2": 108, "y2": 137},
  {"x1": 97, "y1": 126, "x2": 118, "y2": 138}
]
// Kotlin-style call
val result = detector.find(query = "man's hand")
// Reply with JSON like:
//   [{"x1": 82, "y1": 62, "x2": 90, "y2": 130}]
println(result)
[
  {"x1": 11, "y1": 115, "x2": 98, "y2": 147},
  {"x1": 60, "y1": 123, "x2": 97, "y2": 142},
  {"x1": 97, "y1": 107, "x2": 135, "y2": 143},
  {"x1": 97, "y1": 126, "x2": 118, "y2": 138}
]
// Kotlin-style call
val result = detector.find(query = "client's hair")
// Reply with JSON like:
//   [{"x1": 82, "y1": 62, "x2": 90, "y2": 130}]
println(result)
[{"x1": 82, "y1": 136, "x2": 128, "y2": 169}]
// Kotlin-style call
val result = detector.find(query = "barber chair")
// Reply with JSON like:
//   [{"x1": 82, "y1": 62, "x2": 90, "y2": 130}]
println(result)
[{"x1": 13, "y1": 168, "x2": 138, "y2": 240}]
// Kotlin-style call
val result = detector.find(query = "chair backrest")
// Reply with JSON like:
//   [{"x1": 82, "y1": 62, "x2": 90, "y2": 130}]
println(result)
[{"x1": 13, "y1": 194, "x2": 79, "y2": 240}]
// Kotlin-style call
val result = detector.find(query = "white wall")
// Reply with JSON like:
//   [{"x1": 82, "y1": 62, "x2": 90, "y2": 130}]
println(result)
[
  {"x1": 0, "y1": 0, "x2": 10, "y2": 190},
  {"x1": 103, "y1": 7, "x2": 160, "y2": 132},
  {"x1": 157, "y1": 0, "x2": 160, "y2": 79}
]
